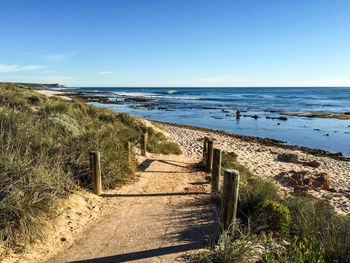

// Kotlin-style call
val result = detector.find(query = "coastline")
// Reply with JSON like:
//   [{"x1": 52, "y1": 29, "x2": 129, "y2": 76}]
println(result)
[
  {"x1": 157, "y1": 121, "x2": 350, "y2": 215},
  {"x1": 43, "y1": 90, "x2": 350, "y2": 160},
  {"x1": 152, "y1": 120, "x2": 349, "y2": 161},
  {"x1": 38, "y1": 88, "x2": 350, "y2": 214}
]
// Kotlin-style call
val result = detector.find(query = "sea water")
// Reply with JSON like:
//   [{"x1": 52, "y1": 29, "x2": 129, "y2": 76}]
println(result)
[{"x1": 61, "y1": 87, "x2": 350, "y2": 156}]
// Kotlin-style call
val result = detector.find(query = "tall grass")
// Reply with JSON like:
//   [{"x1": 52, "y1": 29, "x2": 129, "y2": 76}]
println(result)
[
  {"x1": 195, "y1": 151, "x2": 350, "y2": 262},
  {"x1": 0, "y1": 83, "x2": 181, "y2": 252}
]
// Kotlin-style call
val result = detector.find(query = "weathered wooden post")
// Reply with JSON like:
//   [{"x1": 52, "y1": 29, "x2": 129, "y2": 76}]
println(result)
[
  {"x1": 221, "y1": 169, "x2": 240, "y2": 234},
  {"x1": 202, "y1": 137, "x2": 209, "y2": 165},
  {"x1": 206, "y1": 138, "x2": 214, "y2": 174},
  {"x1": 90, "y1": 151, "x2": 102, "y2": 195},
  {"x1": 212, "y1": 148, "x2": 222, "y2": 194},
  {"x1": 125, "y1": 141, "x2": 131, "y2": 163},
  {"x1": 141, "y1": 132, "x2": 148, "y2": 156}
]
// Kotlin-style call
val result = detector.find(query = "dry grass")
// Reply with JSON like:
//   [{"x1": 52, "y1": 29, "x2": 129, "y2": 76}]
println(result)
[{"x1": 0, "y1": 83, "x2": 181, "y2": 253}]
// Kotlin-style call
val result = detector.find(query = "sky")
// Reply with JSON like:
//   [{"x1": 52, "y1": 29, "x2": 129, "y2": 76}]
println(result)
[{"x1": 0, "y1": 0, "x2": 350, "y2": 87}]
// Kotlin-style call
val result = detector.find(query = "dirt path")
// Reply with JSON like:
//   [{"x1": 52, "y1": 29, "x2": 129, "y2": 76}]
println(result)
[{"x1": 46, "y1": 154, "x2": 218, "y2": 263}]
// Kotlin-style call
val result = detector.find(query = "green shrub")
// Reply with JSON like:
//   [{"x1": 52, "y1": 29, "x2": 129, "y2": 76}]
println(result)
[
  {"x1": 260, "y1": 200, "x2": 291, "y2": 237},
  {"x1": 287, "y1": 197, "x2": 350, "y2": 262},
  {"x1": 42, "y1": 99, "x2": 69, "y2": 114},
  {"x1": 192, "y1": 232, "x2": 258, "y2": 263},
  {"x1": 264, "y1": 237, "x2": 325, "y2": 263},
  {"x1": 146, "y1": 129, "x2": 182, "y2": 155}
]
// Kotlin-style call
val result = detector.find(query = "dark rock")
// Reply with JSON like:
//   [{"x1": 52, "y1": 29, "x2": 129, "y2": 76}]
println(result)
[
  {"x1": 314, "y1": 173, "x2": 331, "y2": 190},
  {"x1": 277, "y1": 153, "x2": 299, "y2": 163},
  {"x1": 275, "y1": 170, "x2": 331, "y2": 191},
  {"x1": 124, "y1": 97, "x2": 150, "y2": 103},
  {"x1": 303, "y1": 160, "x2": 321, "y2": 168}
]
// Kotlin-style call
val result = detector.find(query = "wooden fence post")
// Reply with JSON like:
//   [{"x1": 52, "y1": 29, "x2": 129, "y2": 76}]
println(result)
[
  {"x1": 206, "y1": 138, "x2": 214, "y2": 174},
  {"x1": 221, "y1": 169, "x2": 240, "y2": 234},
  {"x1": 90, "y1": 151, "x2": 102, "y2": 195},
  {"x1": 125, "y1": 141, "x2": 131, "y2": 163},
  {"x1": 202, "y1": 137, "x2": 209, "y2": 165},
  {"x1": 212, "y1": 148, "x2": 222, "y2": 194},
  {"x1": 141, "y1": 132, "x2": 148, "y2": 156}
]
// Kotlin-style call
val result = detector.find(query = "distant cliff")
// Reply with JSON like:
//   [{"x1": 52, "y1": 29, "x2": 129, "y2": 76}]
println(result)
[{"x1": 1, "y1": 82, "x2": 66, "y2": 89}]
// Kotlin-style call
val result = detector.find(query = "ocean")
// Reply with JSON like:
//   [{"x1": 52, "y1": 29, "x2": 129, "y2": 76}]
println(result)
[{"x1": 60, "y1": 87, "x2": 350, "y2": 156}]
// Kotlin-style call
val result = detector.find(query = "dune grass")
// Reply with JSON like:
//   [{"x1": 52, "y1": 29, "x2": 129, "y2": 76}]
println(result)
[
  {"x1": 195, "y1": 151, "x2": 350, "y2": 262},
  {"x1": 0, "y1": 83, "x2": 181, "y2": 253}
]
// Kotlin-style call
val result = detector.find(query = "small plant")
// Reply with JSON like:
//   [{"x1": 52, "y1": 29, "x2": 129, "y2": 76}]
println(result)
[
  {"x1": 192, "y1": 231, "x2": 258, "y2": 263},
  {"x1": 260, "y1": 200, "x2": 291, "y2": 237},
  {"x1": 264, "y1": 237, "x2": 325, "y2": 263},
  {"x1": 146, "y1": 129, "x2": 182, "y2": 155}
]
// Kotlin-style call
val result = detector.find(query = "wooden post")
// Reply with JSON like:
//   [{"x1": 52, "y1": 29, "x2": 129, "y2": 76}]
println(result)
[
  {"x1": 125, "y1": 141, "x2": 131, "y2": 163},
  {"x1": 212, "y1": 148, "x2": 222, "y2": 194},
  {"x1": 206, "y1": 138, "x2": 214, "y2": 174},
  {"x1": 141, "y1": 132, "x2": 148, "y2": 156},
  {"x1": 221, "y1": 169, "x2": 240, "y2": 234},
  {"x1": 90, "y1": 151, "x2": 102, "y2": 195},
  {"x1": 202, "y1": 137, "x2": 208, "y2": 165}
]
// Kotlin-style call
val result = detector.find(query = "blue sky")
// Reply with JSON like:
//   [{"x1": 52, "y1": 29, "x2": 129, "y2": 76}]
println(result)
[{"x1": 0, "y1": 0, "x2": 349, "y2": 87}]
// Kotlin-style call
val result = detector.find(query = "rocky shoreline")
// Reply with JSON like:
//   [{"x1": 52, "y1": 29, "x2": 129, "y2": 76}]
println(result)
[
  {"x1": 153, "y1": 120, "x2": 349, "y2": 161},
  {"x1": 158, "y1": 122, "x2": 350, "y2": 214}
]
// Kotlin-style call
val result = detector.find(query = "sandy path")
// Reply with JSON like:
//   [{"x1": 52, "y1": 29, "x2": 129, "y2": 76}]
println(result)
[{"x1": 45, "y1": 154, "x2": 218, "y2": 263}]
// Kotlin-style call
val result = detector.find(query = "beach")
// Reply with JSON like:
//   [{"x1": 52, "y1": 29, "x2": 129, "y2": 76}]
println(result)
[
  {"x1": 157, "y1": 121, "x2": 350, "y2": 215},
  {"x1": 42, "y1": 88, "x2": 350, "y2": 215}
]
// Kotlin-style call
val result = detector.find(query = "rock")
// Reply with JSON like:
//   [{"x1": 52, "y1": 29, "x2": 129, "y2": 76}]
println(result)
[
  {"x1": 275, "y1": 170, "x2": 332, "y2": 192},
  {"x1": 124, "y1": 97, "x2": 150, "y2": 103},
  {"x1": 277, "y1": 153, "x2": 299, "y2": 163},
  {"x1": 303, "y1": 160, "x2": 321, "y2": 168},
  {"x1": 315, "y1": 173, "x2": 331, "y2": 190},
  {"x1": 60, "y1": 237, "x2": 67, "y2": 242}
]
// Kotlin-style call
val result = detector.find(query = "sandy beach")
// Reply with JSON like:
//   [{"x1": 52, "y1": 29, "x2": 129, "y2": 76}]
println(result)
[{"x1": 158, "y1": 122, "x2": 350, "y2": 215}]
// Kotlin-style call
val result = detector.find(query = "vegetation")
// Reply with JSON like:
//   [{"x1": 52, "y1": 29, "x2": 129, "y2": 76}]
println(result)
[
  {"x1": 264, "y1": 237, "x2": 325, "y2": 263},
  {"x1": 0, "y1": 83, "x2": 181, "y2": 252},
  {"x1": 194, "y1": 151, "x2": 350, "y2": 263}
]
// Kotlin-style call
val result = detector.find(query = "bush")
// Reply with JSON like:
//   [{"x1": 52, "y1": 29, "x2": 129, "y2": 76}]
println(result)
[
  {"x1": 260, "y1": 200, "x2": 291, "y2": 237},
  {"x1": 146, "y1": 129, "x2": 182, "y2": 155},
  {"x1": 287, "y1": 197, "x2": 350, "y2": 262},
  {"x1": 192, "y1": 232, "x2": 258, "y2": 263},
  {"x1": 264, "y1": 237, "x2": 324, "y2": 263}
]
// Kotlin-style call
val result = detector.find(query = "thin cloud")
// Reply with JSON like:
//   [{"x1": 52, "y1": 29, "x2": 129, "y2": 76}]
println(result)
[
  {"x1": 98, "y1": 71, "x2": 114, "y2": 75},
  {"x1": 0, "y1": 64, "x2": 48, "y2": 73},
  {"x1": 44, "y1": 52, "x2": 78, "y2": 61}
]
